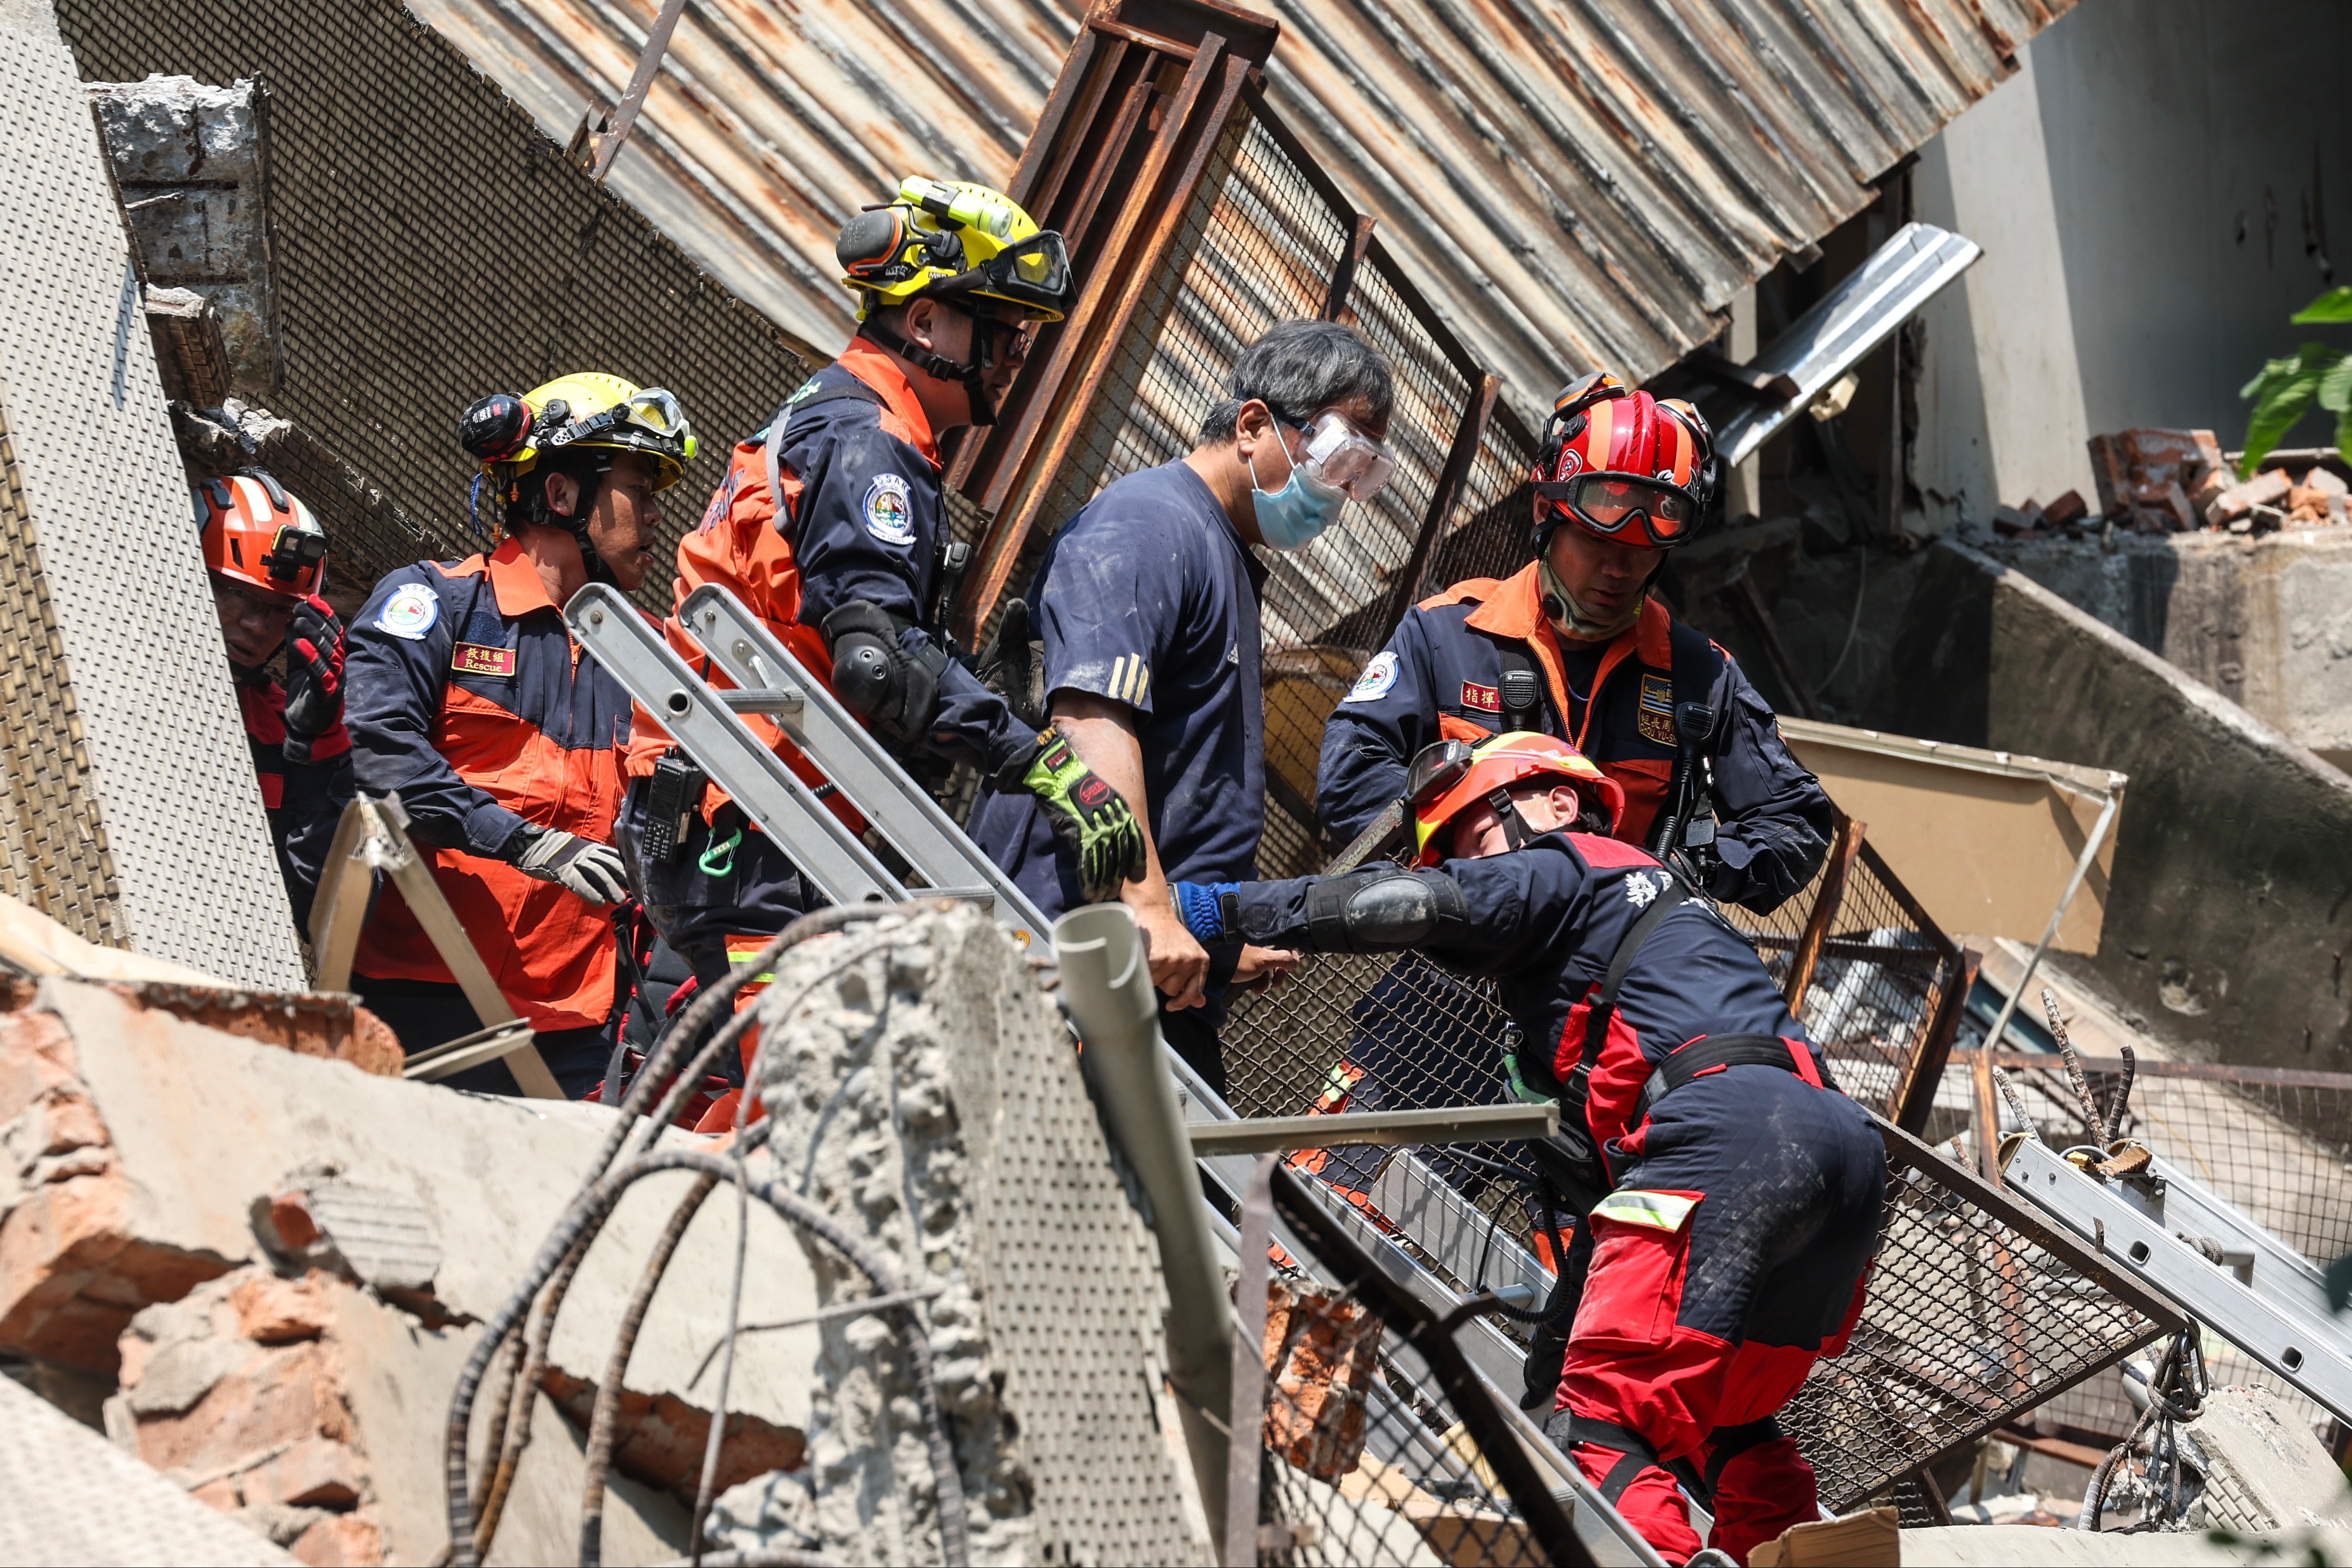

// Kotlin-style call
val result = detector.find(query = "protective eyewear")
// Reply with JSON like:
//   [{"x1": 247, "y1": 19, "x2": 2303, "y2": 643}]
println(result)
[
  {"x1": 1405, "y1": 738, "x2": 1477, "y2": 807},
  {"x1": 213, "y1": 578, "x2": 298, "y2": 625},
  {"x1": 1532, "y1": 472, "x2": 1696, "y2": 547},
  {"x1": 1292, "y1": 409, "x2": 1396, "y2": 502},
  {"x1": 546, "y1": 387, "x2": 698, "y2": 461},
  {"x1": 970, "y1": 231, "x2": 1073, "y2": 315}
]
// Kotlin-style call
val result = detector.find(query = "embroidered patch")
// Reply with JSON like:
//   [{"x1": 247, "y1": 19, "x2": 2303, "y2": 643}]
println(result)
[
  {"x1": 453, "y1": 642, "x2": 516, "y2": 678},
  {"x1": 1343, "y1": 651, "x2": 1399, "y2": 704},
  {"x1": 1460, "y1": 680, "x2": 1501, "y2": 714},
  {"x1": 1624, "y1": 869, "x2": 1666, "y2": 909},
  {"x1": 863, "y1": 472, "x2": 916, "y2": 545},
  {"x1": 1637, "y1": 672, "x2": 1677, "y2": 744},
  {"x1": 375, "y1": 582, "x2": 439, "y2": 641}
]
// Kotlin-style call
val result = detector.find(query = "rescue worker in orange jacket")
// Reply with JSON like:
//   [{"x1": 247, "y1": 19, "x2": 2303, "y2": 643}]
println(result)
[
  {"x1": 1314, "y1": 373, "x2": 1831, "y2": 913},
  {"x1": 615, "y1": 178, "x2": 1142, "y2": 1094},
  {"x1": 343, "y1": 374, "x2": 692, "y2": 1096},
  {"x1": 199, "y1": 471, "x2": 353, "y2": 930}
]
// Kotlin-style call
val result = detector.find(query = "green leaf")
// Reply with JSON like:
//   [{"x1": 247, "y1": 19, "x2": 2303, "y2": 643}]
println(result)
[
  {"x1": 2238, "y1": 343, "x2": 2343, "y2": 474},
  {"x1": 2292, "y1": 286, "x2": 2352, "y2": 323},
  {"x1": 2320, "y1": 351, "x2": 2352, "y2": 414}
]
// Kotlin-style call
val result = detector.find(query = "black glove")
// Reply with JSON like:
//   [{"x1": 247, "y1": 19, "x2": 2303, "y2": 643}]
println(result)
[
  {"x1": 505, "y1": 823, "x2": 631, "y2": 905},
  {"x1": 822, "y1": 600, "x2": 943, "y2": 746},
  {"x1": 282, "y1": 595, "x2": 344, "y2": 764},
  {"x1": 998, "y1": 728, "x2": 1145, "y2": 904},
  {"x1": 974, "y1": 597, "x2": 1046, "y2": 731}
]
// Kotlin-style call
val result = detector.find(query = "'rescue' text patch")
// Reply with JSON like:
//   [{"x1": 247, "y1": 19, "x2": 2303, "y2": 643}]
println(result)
[{"x1": 453, "y1": 643, "x2": 516, "y2": 678}]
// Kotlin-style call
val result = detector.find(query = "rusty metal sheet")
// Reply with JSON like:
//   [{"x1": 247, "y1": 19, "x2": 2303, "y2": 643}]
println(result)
[{"x1": 410, "y1": 0, "x2": 2073, "y2": 424}]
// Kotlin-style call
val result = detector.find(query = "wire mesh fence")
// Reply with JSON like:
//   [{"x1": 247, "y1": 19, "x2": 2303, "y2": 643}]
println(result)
[
  {"x1": 1236, "y1": 1162, "x2": 1583, "y2": 1568},
  {"x1": 1778, "y1": 1124, "x2": 2183, "y2": 1513}
]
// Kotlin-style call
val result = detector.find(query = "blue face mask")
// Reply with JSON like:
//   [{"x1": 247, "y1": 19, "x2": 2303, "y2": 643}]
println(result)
[{"x1": 1246, "y1": 439, "x2": 1349, "y2": 550}]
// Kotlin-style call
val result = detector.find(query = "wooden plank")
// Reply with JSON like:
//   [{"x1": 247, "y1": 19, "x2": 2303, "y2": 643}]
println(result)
[{"x1": 1785, "y1": 811, "x2": 1862, "y2": 1015}]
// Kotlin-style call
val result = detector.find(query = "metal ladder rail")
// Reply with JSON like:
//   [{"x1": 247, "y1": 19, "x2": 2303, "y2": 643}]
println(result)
[
  {"x1": 2006, "y1": 1136, "x2": 2352, "y2": 1422},
  {"x1": 677, "y1": 584, "x2": 1048, "y2": 947},
  {"x1": 566, "y1": 589, "x2": 909, "y2": 907}
]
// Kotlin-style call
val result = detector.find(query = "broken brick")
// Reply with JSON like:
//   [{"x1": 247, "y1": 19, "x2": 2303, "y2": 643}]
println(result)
[
  {"x1": 268, "y1": 1190, "x2": 321, "y2": 1251},
  {"x1": 2042, "y1": 490, "x2": 2089, "y2": 527},
  {"x1": 289, "y1": 1514, "x2": 381, "y2": 1567},
  {"x1": 2208, "y1": 468, "x2": 2292, "y2": 526},
  {"x1": 132, "y1": 1341, "x2": 345, "y2": 1473},
  {"x1": 231, "y1": 1273, "x2": 332, "y2": 1345},
  {"x1": 240, "y1": 1435, "x2": 364, "y2": 1510},
  {"x1": 1991, "y1": 505, "x2": 2041, "y2": 537},
  {"x1": 189, "y1": 1475, "x2": 243, "y2": 1513}
]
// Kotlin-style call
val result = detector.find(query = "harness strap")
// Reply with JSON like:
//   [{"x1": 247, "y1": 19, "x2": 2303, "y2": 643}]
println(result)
[
  {"x1": 1553, "y1": 1413, "x2": 1707, "y2": 1506},
  {"x1": 1703, "y1": 1416, "x2": 1784, "y2": 1495},
  {"x1": 761, "y1": 380, "x2": 887, "y2": 537},
  {"x1": 1635, "y1": 1031, "x2": 1841, "y2": 1116},
  {"x1": 1653, "y1": 616, "x2": 1723, "y2": 853},
  {"x1": 1563, "y1": 879, "x2": 1690, "y2": 1103}
]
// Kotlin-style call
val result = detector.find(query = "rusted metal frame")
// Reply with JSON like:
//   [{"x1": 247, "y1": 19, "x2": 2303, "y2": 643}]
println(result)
[
  {"x1": 1782, "y1": 811, "x2": 1863, "y2": 1015},
  {"x1": 1002, "y1": 28, "x2": 1106, "y2": 209},
  {"x1": 1317, "y1": 213, "x2": 1379, "y2": 322},
  {"x1": 950, "y1": 44, "x2": 1159, "y2": 503},
  {"x1": 1889, "y1": 946, "x2": 1977, "y2": 1134},
  {"x1": 1236, "y1": 78, "x2": 1363, "y2": 232},
  {"x1": 589, "y1": 0, "x2": 688, "y2": 180},
  {"x1": 1088, "y1": 0, "x2": 1279, "y2": 63},
  {"x1": 1363, "y1": 374, "x2": 1500, "y2": 647},
  {"x1": 1356, "y1": 231, "x2": 1488, "y2": 389},
  {"x1": 954, "y1": 47, "x2": 1255, "y2": 646}
]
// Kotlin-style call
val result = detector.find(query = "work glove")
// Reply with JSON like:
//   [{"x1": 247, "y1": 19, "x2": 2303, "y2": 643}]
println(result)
[
  {"x1": 1005, "y1": 728, "x2": 1145, "y2": 904},
  {"x1": 506, "y1": 823, "x2": 631, "y2": 906},
  {"x1": 974, "y1": 598, "x2": 1047, "y2": 731},
  {"x1": 1170, "y1": 881, "x2": 1241, "y2": 944},
  {"x1": 281, "y1": 595, "x2": 344, "y2": 764}
]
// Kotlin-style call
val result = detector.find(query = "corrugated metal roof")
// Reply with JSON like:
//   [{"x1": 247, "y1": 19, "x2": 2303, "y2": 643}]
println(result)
[{"x1": 404, "y1": 0, "x2": 2074, "y2": 422}]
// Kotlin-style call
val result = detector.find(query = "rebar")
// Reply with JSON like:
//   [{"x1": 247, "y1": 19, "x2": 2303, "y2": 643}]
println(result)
[
  {"x1": 2103, "y1": 1044, "x2": 2137, "y2": 1146},
  {"x1": 2044, "y1": 988, "x2": 2103, "y2": 1130},
  {"x1": 581, "y1": 1172, "x2": 720, "y2": 1568}
]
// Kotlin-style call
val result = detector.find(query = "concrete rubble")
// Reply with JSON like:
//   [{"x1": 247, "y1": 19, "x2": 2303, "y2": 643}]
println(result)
[{"x1": 0, "y1": 974, "x2": 820, "y2": 1564}]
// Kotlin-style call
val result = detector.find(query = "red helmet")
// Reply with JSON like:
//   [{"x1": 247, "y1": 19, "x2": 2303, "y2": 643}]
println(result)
[
  {"x1": 1530, "y1": 371, "x2": 1713, "y2": 550},
  {"x1": 195, "y1": 472, "x2": 326, "y2": 598},
  {"x1": 1410, "y1": 731, "x2": 1625, "y2": 866}
]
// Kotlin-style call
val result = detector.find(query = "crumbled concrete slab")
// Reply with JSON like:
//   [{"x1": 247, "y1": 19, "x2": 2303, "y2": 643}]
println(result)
[
  {"x1": 0, "y1": 979, "x2": 816, "y2": 1430},
  {"x1": 0, "y1": 1367, "x2": 294, "y2": 1565},
  {"x1": 2186, "y1": 1384, "x2": 2352, "y2": 1534},
  {"x1": 1902, "y1": 1523, "x2": 2346, "y2": 1564},
  {"x1": 740, "y1": 906, "x2": 1206, "y2": 1566}
]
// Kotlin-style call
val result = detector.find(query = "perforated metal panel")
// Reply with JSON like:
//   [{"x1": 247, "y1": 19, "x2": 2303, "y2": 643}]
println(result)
[{"x1": 0, "y1": 20, "x2": 304, "y2": 988}]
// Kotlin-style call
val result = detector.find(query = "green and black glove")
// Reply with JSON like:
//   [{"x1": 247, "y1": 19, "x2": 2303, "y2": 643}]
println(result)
[{"x1": 1004, "y1": 728, "x2": 1145, "y2": 904}]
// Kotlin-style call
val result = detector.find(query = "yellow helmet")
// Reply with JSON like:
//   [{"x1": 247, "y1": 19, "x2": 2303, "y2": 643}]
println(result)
[
  {"x1": 459, "y1": 371, "x2": 697, "y2": 492},
  {"x1": 834, "y1": 176, "x2": 1076, "y2": 324}
]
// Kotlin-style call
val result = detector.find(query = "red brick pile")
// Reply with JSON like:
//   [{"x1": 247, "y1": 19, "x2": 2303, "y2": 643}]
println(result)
[{"x1": 2072, "y1": 429, "x2": 2351, "y2": 536}]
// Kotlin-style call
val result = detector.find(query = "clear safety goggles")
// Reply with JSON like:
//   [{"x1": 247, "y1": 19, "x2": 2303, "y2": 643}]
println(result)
[
  {"x1": 1291, "y1": 408, "x2": 1396, "y2": 501},
  {"x1": 546, "y1": 387, "x2": 699, "y2": 463},
  {"x1": 1532, "y1": 472, "x2": 1697, "y2": 547}
]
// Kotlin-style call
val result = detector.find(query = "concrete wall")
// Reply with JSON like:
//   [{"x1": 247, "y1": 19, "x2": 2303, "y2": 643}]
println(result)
[
  {"x1": 1908, "y1": 0, "x2": 2352, "y2": 531},
  {"x1": 1978, "y1": 528, "x2": 2352, "y2": 767},
  {"x1": 1861, "y1": 540, "x2": 2352, "y2": 1071}
]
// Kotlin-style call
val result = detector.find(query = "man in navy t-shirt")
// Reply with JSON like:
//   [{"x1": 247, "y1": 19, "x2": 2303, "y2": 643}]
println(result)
[{"x1": 971, "y1": 320, "x2": 1398, "y2": 1091}]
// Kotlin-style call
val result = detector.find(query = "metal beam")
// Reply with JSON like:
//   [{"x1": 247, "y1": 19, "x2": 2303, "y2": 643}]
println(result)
[{"x1": 1187, "y1": 1101, "x2": 1556, "y2": 1155}]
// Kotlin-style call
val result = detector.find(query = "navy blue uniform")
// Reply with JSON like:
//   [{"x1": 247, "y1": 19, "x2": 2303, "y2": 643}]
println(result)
[
  {"x1": 1315, "y1": 563, "x2": 1830, "y2": 913},
  {"x1": 1227, "y1": 833, "x2": 1884, "y2": 1561},
  {"x1": 344, "y1": 541, "x2": 632, "y2": 1095},
  {"x1": 237, "y1": 671, "x2": 354, "y2": 932},
  {"x1": 969, "y1": 460, "x2": 1266, "y2": 1087},
  {"x1": 615, "y1": 343, "x2": 1033, "y2": 1120}
]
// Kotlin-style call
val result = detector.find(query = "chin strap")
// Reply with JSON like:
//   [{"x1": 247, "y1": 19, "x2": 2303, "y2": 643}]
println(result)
[
  {"x1": 861, "y1": 307, "x2": 999, "y2": 428},
  {"x1": 1486, "y1": 787, "x2": 1532, "y2": 850}
]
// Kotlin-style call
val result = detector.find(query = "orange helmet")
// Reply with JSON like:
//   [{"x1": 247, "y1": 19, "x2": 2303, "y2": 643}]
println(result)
[
  {"x1": 1410, "y1": 731, "x2": 1625, "y2": 866},
  {"x1": 195, "y1": 472, "x2": 326, "y2": 598},
  {"x1": 1530, "y1": 371, "x2": 1713, "y2": 550}
]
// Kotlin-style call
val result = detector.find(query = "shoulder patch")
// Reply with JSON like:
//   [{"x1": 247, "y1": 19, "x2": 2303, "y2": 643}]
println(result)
[
  {"x1": 375, "y1": 582, "x2": 440, "y2": 641},
  {"x1": 1343, "y1": 651, "x2": 1399, "y2": 704},
  {"x1": 862, "y1": 472, "x2": 916, "y2": 545},
  {"x1": 1622, "y1": 868, "x2": 1670, "y2": 908}
]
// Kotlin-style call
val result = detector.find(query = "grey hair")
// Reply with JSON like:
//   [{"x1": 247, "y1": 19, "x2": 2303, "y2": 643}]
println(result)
[{"x1": 1199, "y1": 319, "x2": 1394, "y2": 444}]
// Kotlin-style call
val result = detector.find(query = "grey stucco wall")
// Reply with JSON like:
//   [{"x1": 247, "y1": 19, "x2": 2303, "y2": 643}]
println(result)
[{"x1": 1863, "y1": 540, "x2": 2352, "y2": 1071}]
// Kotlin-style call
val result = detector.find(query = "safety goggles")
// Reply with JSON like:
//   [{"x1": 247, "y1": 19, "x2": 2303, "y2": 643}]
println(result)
[
  {"x1": 968, "y1": 231, "x2": 1074, "y2": 316},
  {"x1": 1405, "y1": 738, "x2": 1477, "y2": 807},
  {"x1": 1531, "y1": 472, "x2": 1697, "y2": 547},
  {"x1": 1291, "y1": 409, "x2": 1396, "y2": 502},
  {"x1": 213, "y1": 577, "x2": 300, "y2": 625},
  {"x1": 545, "y1": 388, "x2": 699, "y2": 462}
]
